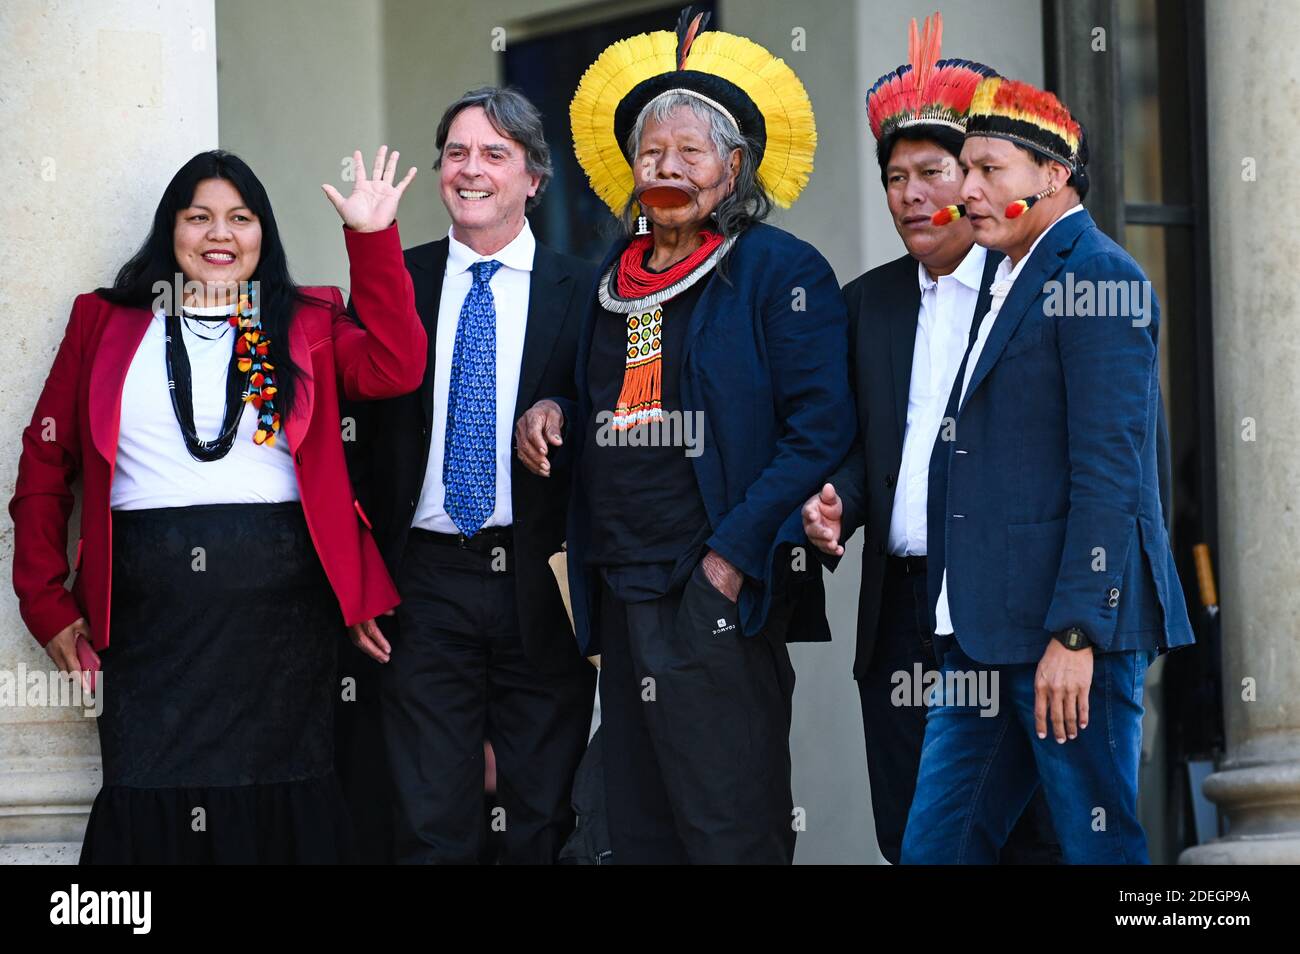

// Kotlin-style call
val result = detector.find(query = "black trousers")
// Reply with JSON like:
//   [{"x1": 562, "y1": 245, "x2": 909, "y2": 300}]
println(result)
[
  {"x1": 857, "y1": 563, "x2": 1062, "y2": 864},
  {"x1": 597, "y1": 562, "x2": 798, "y2": 864},
  {"x1": 380, "y1": 530, "x2": 596, "y2": 864}
]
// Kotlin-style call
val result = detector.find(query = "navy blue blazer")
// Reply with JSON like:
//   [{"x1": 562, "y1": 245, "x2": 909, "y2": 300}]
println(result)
[
  {"x1": 926, "y1": 208, "x2": 1195, "y2": 664},
  {"x1": 556, "y1": 223, "x2": 855, "y2": 655}
]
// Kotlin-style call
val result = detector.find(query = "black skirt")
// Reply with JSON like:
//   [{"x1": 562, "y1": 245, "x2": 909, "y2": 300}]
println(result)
[{"x1": 81, "y1": 502, "x2": 354, "y2": 864}]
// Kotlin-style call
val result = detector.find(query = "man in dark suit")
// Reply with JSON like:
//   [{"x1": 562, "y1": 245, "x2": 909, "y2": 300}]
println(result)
[
  {"x1": 802, "y1": 31, "x2": 1058, "y2": 864},
  {"x1": 900, "y1": 78, "x2": 1195, "y2": 864},
  {"x1": 339, "y1": 86, "x2": 596, "y2": 864}
]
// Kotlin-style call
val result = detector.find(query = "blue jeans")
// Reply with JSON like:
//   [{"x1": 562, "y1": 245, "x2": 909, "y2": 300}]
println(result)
[
  {"x1": 858, "y1": 568, "x2": 1060, "y2": 864},
  {"x1": 900, "y1": 637, "x2": 1155, "y2": 864}
]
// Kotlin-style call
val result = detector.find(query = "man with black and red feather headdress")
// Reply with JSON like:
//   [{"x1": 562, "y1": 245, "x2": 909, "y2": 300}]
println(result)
[{"x1": 900, "y1": 75, "x2": 1195, "y2": 864}]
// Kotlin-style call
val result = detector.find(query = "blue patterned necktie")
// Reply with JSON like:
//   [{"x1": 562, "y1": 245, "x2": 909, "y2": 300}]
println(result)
[{"x1": 443, "y1": 258, "x2": 501, "y2": 536}]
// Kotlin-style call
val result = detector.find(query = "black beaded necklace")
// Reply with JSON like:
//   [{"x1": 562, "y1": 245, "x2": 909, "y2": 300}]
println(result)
[{"x1": 163, "y1": 308, "x2": 249, "y2": 462}]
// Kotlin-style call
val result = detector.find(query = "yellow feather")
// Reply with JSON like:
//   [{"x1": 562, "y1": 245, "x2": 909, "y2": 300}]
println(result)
[
  {"x1": 970, "y1": 76, "x2": 1002, "y2": 114},
  {"x1": 687, "y1": 32, "x2": 817, "y2": 208},
  {"x1": 570, "y1": 31, "x2": 677, "y2": 215}
]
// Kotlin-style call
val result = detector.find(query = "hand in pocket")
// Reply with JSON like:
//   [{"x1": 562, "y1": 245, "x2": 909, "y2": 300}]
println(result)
[
  {"x1": 679, "y1": 561, "x2": 743, "y2": 642},
  {"x1": 699, "y1": 549, "x2": 741, "y2": 603}
]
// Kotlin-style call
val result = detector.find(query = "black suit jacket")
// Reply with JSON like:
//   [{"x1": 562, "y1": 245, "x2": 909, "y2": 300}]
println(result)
[
  {"x1": 827, "y1": 247, "x2": 1003, "y2": 678},
  {"x1": 345, "y1": 236, "x2": 598, "y2": 672}
]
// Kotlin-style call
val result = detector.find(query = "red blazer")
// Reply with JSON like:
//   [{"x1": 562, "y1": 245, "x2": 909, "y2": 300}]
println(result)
[{"x1": 10, "y1": 222, "x2": 426, "y2": 649}]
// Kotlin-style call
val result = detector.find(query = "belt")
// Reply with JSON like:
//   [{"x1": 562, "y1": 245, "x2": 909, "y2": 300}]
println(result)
[
  {"x1": 885, "y1": 554, "x2": 927, "y2": 576},
  {"x1": 412, "y1": 526, "x2": 514, "y2": 554}
]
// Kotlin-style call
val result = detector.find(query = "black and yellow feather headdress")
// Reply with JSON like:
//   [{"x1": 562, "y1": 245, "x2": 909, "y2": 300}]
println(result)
[{"x1": 570, "y1": 7, "x2": 817, "y2": 215}]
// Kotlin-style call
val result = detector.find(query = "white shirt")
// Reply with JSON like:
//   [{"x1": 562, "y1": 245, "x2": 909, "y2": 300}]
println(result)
[
  {"x1": 111, "y1": 304, "x2": 300, "y2": 511},
  {"x1": 412, "y1": 220, "x2": 535, "y2": 533},
  {"x1": 887, "y1": 243, "x2": 986, "y2": 556},
  {"x1": 934, "y1": 204, "x2": 1083, "y2": 635}
]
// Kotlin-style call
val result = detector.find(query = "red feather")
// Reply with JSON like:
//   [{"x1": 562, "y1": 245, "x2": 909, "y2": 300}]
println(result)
[
  {"x1": 911, "y1": 13, "x2": 942, "y2": 93},
  {"x1": 991, "y1": 79, "x2": 1082, "y2": 142},
  {"x1": 679, "y1": 12, "x2": 705, "y2": 70}
]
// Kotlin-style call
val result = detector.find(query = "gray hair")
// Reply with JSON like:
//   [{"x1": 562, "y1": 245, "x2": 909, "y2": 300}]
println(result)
[
  {"x1": 434, "y1": 86, "x2": 553, "y2": 211},
  {"x1": 619, "y1": 91, "x2": 773, "y2": 241}
]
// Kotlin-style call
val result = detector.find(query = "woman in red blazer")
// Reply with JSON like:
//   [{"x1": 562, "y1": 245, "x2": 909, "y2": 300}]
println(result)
[{"x1": 9, "y1": 147, "x2": 425, "y2": 863}]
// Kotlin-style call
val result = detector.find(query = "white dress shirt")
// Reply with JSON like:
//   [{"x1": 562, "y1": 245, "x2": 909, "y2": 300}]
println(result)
[
  {"x1": 412, "y1": 219, "x2": 535, "y2": 533},
  {"x1": 887, "y1": 243, "x2": 987, "y2": 556},
  {"x1": 111, "y1": 303, "x2": 299, "y2": 511},
  {"x1": 934, "y1": 204, "x2": 1083, "y2": 635}
]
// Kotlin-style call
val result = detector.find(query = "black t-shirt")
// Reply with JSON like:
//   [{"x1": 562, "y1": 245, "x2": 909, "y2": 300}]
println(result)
[{"x1": 582, "y1": 266, "x2": 711, "y2": 583}]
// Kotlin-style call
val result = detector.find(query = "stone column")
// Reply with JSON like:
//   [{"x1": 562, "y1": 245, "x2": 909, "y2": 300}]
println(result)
[
  {"x1": 1182, "y1": 0, "x2": 1300, "y2": 864},
  {"x1": 0, "y1": 0, "x2": 217, "y2": 863}
]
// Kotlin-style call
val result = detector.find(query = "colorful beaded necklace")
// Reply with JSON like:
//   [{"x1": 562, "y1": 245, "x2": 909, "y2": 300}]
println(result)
[
  {"x1": 163, "y1": 285, "x2": 281, "y2": 461},
  {"x1": 228, "y1": 284, "x2": 281, "y2": 447}
]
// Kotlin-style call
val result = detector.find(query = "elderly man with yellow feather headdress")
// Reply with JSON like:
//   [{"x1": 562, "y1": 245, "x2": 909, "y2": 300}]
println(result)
[{"x1": 515, "y1": 7, "x2": 853, "y2": 864}]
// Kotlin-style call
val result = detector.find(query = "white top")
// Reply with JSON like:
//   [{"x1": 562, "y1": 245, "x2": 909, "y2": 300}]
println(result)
[
  {"x1": 934, "y1": 204, "x2": 1083, "y2": 635},
  {"x1": 110, "y1": 304, "x2": 299, "y2": 511},
  {"x1": 411, "y1": 219, "x2": 535, "y2": 533},
  {"x1": 887, "y1": 243, "x2": 986, "y2": 556}
]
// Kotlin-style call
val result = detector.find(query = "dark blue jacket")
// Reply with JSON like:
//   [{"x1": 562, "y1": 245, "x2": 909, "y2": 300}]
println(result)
[
  {"x1": 927, "y1": 208, "x2": 1195, "y2": 664},
  {"x1": 557, "y1": 223, "x2": 854, "y2": 655}
]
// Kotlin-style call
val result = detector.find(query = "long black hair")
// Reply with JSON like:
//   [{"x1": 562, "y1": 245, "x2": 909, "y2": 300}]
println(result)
[{"x1": 97, "y1": 150, "x2": 308, "y2": 419}]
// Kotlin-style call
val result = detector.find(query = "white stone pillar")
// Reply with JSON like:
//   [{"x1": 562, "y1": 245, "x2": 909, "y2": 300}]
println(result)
[
  {"x1": 0, "y1": 0, "x2": 218, "y2": 863},
  {"x1": 1182, "y1": 0, "x2": 1300, "y2": 864}
]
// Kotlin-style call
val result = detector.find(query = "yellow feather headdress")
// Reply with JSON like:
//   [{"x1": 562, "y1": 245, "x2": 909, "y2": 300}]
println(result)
[{"x1": 569, "y1": 9, "x2": 817, "y2": 216}]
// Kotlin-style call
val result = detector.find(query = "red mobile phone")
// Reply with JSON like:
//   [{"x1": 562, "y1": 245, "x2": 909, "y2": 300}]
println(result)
[{"x1": 75, "y1": 636, "x2": 100, "y2": 695}]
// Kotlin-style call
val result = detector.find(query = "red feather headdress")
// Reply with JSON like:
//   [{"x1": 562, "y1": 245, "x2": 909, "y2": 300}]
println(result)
[{"x1": 866, "y1": 12, "x2": 997, "y2": 142}]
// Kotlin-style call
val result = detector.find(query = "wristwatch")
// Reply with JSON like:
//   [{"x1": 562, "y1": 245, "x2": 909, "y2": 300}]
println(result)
[{"x1": 1053, "y1": 626, "x2": 1092, "y2": 650}]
